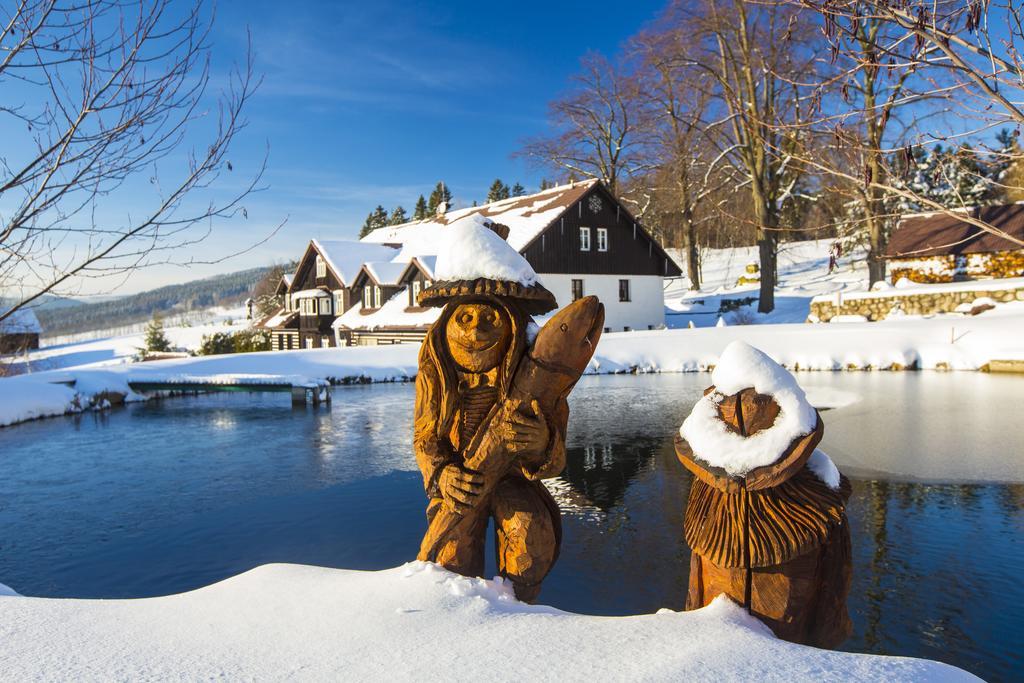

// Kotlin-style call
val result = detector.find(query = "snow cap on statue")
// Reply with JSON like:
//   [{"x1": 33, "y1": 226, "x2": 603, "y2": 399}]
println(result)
[{"x1": 418, "y1": 214, "x2": 557, "y2": 315}]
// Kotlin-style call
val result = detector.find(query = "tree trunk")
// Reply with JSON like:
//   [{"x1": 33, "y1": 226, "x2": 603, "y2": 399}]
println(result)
[
  {"x1": 758, "y1": 237, "x2": 776, "y2": 313},
  {"x1": 682, "y1": 206, "x2": 701, "y2": 290}
]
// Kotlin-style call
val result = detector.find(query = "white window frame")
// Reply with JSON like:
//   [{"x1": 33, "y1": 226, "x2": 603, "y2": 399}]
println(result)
[
  {"x1": 315, "y1": 255, "x2": 326, "y2": 278},
  {"x1": 362, "y1": 286, "x2": 372, "y2": 309},
  {"x1": 374, "y1": 285, "x2": 382, "y2": 308},
  {"x1": 579, "y1": 227, "x2": 591, "y2": 251},
  {"x1": 319, "y1": 297, "x2": 332, "y2": 315},
  {"x1": 412, "y1": 280, "x2": 422, "y2": 305},
  {"x1": 597, "y1": 228, "x2": 608, "y2": 252},
  {"x1": 334, "y1": 290, "x2": 344, "y2": 314},
  {"x1": 304, "y1": 336, "x2": 313, "y2": 349}
]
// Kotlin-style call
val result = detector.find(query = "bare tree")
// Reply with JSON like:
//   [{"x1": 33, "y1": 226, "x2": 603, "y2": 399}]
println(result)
[
  {"x1": 0, "y1": 0, "x2": 264, "y2": 325},
  {"x1": 800, "y1": 0, "x2": 1024, "y2": 255},
  {"x1": 518, "y1": 53, "x2": 644, "y2": 194},
  {"x1": 685, "y1": 0, "x2": 817, "y2": 312},
  {"x1": 629, "y1": 14, "x2": 728, "y2": 290}
]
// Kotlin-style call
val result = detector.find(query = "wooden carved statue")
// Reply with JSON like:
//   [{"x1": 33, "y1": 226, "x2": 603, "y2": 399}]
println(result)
[
  {"x1": 413, "y1": 275, "x2": 604, "y2": 602},
  {"x1": 676, "y1": 381, "x2": 853, "y2": 648}
]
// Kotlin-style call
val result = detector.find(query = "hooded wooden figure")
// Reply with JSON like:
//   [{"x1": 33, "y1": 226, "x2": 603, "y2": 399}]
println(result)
[
  {"x1": 675, "y1": 387, "x2": 853, "y2": 649},
  {"x1": 413, "y1": 274, "x2": 603, "y2": 602}
]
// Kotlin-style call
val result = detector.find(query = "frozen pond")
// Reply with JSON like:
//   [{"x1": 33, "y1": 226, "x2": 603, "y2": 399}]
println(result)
[{"x1": 1, "y1": 372, "x2": 1021, "y2": 680}]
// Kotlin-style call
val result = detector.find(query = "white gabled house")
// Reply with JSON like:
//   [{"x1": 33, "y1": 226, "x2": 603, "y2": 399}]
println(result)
[{"x1": 261, "y1": 180, "x2": 681, "y2": 349}]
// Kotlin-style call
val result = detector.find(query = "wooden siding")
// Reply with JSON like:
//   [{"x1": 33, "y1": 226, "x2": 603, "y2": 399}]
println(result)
[
  {"x1": 292, "y1": 243, "x2": 345, "y2": 292},
  {"x1": 519, "y1": 184, "x2": 682, "y2": 277}
]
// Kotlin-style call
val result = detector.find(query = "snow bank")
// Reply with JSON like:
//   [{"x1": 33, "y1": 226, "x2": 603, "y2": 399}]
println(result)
[
  {"x1": 680, "y1": 342, "x2": 817, "y2": 476},
  {"x1": 433, "y1": 214, "x2": 539, "y2": 286},
  {"x1": 1, "y1": 309, "x2": 1021, "y2": 429},
  {"x1": 0, "y1": 375, "x2": 79, "y2": 427},
  {"x1": 0, "y1": 562, "x2": 977, "y2": 682}
]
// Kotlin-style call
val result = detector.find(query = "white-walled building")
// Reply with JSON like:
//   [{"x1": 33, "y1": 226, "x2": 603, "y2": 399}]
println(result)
[{"x1": 261, "y1": 180, "x2": 681, "y2": 348}]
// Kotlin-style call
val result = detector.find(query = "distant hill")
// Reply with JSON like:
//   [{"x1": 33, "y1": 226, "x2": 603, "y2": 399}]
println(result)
[{"x1": 29, "y1": 266, "x2": 286, "y2": 337}]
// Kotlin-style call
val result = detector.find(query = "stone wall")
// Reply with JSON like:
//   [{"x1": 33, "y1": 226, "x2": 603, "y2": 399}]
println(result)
[
  {"x1": 809, "y1": 285, "x2": 1024, "y2": 322},
  {"x1": 888, "y1": 249, "x2": 1024, "y2": 284}
]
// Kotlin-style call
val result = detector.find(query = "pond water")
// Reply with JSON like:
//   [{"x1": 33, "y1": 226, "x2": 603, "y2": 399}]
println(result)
[{"x1": 1, "y1": 373, "x2": 1021, "y2": 681}]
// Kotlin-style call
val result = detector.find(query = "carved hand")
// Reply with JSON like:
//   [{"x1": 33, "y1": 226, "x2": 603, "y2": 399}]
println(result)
[
  {"x1": 438, "y1": 464, "x2": 485, "y2": 513},
  {"x1": 503, "y1": 399, "x2": 550, "y2": 459}
]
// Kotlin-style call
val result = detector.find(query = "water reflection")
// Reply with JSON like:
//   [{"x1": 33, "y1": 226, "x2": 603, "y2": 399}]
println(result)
[{"x1": 0, "y1": 373, "x2": 1021, "y2": 680}]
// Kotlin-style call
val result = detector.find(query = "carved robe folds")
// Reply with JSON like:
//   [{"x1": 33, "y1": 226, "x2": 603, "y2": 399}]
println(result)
[{"x1": 676, "y1": 388, "x2": 853, "y2": 649}]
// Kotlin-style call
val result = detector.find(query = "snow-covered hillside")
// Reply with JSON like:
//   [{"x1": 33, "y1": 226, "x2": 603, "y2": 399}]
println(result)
[
  {"x1": 665, "y1": 240, "x2": 869, "y2": 326},
  {"x1": 0, "y1": 562, "x2": 977, "y2": 682},
  {"x1": 3, "y1": 305, "x2": 249, "y2": 374}
]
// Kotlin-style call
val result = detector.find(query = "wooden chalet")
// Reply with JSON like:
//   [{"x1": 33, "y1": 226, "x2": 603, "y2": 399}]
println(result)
[
  {"x1": 261, "y1": 180, "x2": 681, "y2": 349},
  {"x1": 0, "y1": 308, "x2": 42, "y2": 354},
  {"x1": 885, "y1": 204, "x2": 1024, "y2": 284}
]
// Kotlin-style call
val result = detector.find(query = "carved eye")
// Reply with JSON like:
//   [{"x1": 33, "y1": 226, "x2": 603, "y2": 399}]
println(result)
[
  {"x1": 460, "y1": 313, "x2": 472, "y2": 324},
  {"x1": 560, "y1": 323, "x2": 568, "y2": 332}
]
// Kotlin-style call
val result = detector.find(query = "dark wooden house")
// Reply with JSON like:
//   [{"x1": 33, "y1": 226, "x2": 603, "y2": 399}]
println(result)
[
  {"x1": 885, "y1": 204, "x2": 1024, "y2": 283},
  {"x1": 0, "y1": 308, "x2": 42, "y2": 354},
  {"x1": 263, "y1": 180, "x2": 681, "y2": 349}
]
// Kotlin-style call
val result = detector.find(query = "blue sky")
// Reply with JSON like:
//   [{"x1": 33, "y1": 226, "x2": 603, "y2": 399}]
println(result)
[{"x1": 112, "y1": 0, "x2": 666, "y2": 292}]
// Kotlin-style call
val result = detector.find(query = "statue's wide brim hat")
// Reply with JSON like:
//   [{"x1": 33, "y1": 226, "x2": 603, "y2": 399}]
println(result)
[{"x1": 418, "y1": 277, "x2": 558, "y2": 315}]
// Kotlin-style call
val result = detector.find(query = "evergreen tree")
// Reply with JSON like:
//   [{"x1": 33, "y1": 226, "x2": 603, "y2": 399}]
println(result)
[
  {"x1": 539, "y1": 179, "x2": 553, "y2": 191},
  {"x1": 413, "y1": 194, "x2": 428, "y2": 220},
  {"x1": 427, "y1": 181, "x2": 453, "y2": 215},
  {"x1": 511, "y1": 182, "x2": 526, "y2": 197},
  {"x1": 359, "y1": 205, "x2": 390, "y2": 238},
  {"x1": 992, "y1": 129, "x2": 1024, "y2": 203},
  {"x1": 486, "y1": 178, "x2": 510, "y2": 203},
  {"x1": 389, "y1": 206, "x2": 408, "y2": 225},
  {"x1": 144, "y1": 313, "x2": 171, "y2": 353}
]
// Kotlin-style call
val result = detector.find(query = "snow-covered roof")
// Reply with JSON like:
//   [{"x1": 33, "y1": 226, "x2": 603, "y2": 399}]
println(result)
[
  {"x1": 291, "y1": 288, "x2": 330, "y2": 299},
  {"x1": 361, "y1": 179, "x2": 599, "y2": 253},
  {"x1": 398, "y1": 255, "x2": 436, "y2": 282},
  {"x1": 433, "y1": 214, "x2": 539, "y2": 286},
  {"x1": 312, "y1": 239, "x2": 399, "y2": 285},
  {"x1": 332, "y1": 289, "x2": 440, "y2": 331},
  {"x1": 258, "y1": 309, "x2": 298, "y2": 329},
  {"x1": 362, "y1": 261, "x2": 408, "y2": 287},
  {"x1": 0, "y1": 308, "x2": 42, "y2": 335}
]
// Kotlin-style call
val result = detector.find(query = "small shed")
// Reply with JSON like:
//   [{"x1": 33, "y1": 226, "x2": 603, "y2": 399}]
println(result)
[
  {"x1": 0, "y1": 308, "x2": 42, "y2": 353},
  {"x1": 884, "y1": 204, "x2": 1024, "y2": 283}
]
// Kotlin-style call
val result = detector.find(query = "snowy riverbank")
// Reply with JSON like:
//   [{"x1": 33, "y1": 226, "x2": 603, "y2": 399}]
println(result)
[
  {"x1": 0, "y1": 562, "x2": 978, "y2": 681},
  {"x1": 2, "y1": 310, "x2": 1023, "y2": 428}
]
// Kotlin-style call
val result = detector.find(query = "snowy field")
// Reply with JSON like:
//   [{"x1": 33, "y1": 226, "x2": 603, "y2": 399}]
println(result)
[
  {"x1": 0, "y1": 562, "x2": 977, "y2": 682},
  {"x1": 2, "y1": 240, "x2": 1023, "y2": 429}
]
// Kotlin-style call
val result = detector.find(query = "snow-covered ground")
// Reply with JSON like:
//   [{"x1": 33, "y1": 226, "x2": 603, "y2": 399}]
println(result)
[
  {"x1": 0, "y1": 562, "x2": 977, "y2": 682},
  {"x1": 3, "y1": 305, "x2": 249, "y2": 374},
  {"x1": 665, "y1": 240, "x2": 870, "y2": 326},
  {"x1": 2, "y1": 240, "x2": 1022, "y2": 429}
]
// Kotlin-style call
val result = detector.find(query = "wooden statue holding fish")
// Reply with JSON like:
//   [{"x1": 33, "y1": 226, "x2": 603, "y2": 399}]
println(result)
[{"x1": 411, "y1": 215, "x2": 604, "y2": 602}]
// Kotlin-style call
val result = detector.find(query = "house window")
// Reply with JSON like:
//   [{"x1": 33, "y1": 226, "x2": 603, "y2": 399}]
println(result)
[
  {"x1": 362, "y1": 286, "x2": 372, "y2": 309},
  {"x1": 316, "y1": 255, "x2": 326, "y2": 278},
  {"x1": 412, "y1": 280, "x2": 422, "y2": 306},
  {"x1": 597, "y1": 228, "x2": 608, "y2": 252},
  {"x1": 334, "y1": 290, "x2": 344, "y2": 314},
  {"x1": 319, "y1": 297, "x2": 332, "y2": 315},
  {"x1": 619, "y1": 279, "x2": 631, "y2": 302},
  {"x1": 322, "y1": 336, "x2": 331, "y2": 347},
  {"x1": 304, "y1": 336, "x2": 313, "y2": 349},
  {"x1": 374, "y1": 286, "x2": 382, "y2": 308},
  {"x1": 579, "y1": 227, "x2": 591, "y2": 251},
  {"x1": 571, "y1": 278, "x2": 584, "y2": 301}
]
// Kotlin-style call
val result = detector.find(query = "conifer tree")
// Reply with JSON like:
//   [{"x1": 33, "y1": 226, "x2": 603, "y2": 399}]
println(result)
[
  {"x1": 144, "y1": 313, "x2": 171, "y2": 353},
  {"x1": 389, "y1": 206, "x2": 408, "y2": 225},
  {"x1": 427, "y1": 182, "x2": 453, "y2": 215},
  {"x1": 539, "y1": 179, "x2": 553, "y2": 191},
  {"x1": 486, "y1": 179, "x2": 510, "y2": 203},
  {"x1": 359, "y1": 205, "x2": 390, "y2": 238},
  {"x1": 992, "y1": 129, "x2": 1024, "y2": 203},
  {"x1": 413, "y1": 195, "x2": 428, "y2": 220},
  {"x1": 511, "y1": 182, "x2": 526, "y2": 197}
]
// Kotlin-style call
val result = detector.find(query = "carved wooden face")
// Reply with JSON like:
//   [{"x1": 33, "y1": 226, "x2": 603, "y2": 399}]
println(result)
[{"x1": 445, "y1": 301, "x2": 511, "y2": 373}]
